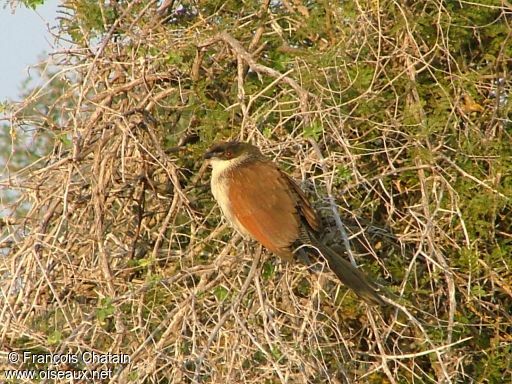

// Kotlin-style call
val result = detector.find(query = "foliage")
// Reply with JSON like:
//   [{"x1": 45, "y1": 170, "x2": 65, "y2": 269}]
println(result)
[{"x1": 1, "y1": 0, "x2": 511, "y2": 383}]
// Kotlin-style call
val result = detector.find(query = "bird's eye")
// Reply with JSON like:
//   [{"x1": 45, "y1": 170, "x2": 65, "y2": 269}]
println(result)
[{"x1": 225, "y1": 151, "x2": 232, "y2": 158}]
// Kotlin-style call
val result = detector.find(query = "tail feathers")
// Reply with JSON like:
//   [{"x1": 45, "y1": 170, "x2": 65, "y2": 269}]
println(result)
[{"x1": 314, "y1": 241, "x2": 386, "y2": 306}]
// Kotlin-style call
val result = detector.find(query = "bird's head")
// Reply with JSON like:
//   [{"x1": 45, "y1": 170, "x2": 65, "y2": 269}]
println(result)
[{"x1": 203, "y1": 141, "x2": 262, "y2": 168}]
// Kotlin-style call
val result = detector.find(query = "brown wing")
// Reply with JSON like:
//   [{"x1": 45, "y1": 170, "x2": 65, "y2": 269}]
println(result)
[
  {"x1": 227, "y1": 160, "x2": 301, "y2": 258},
  {"x1": 281, "y1": 172, "x2": 321, "y2": 233}
]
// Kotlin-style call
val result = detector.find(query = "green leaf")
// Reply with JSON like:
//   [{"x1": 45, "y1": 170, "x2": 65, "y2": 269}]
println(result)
[
  {"x1": 261, "y1": 261, "x2": 275, "y2": 280},
  {"x1": 96, "y1": 297, "x2": 115, "y2": 323},
  {"x1": 303, "y1": 121, "x2": 323, "y2": 140},
  {"x1": 336, "y1": 165, "x2": 351, "y2": 182},
  {"x1": 47, "y1": 330, "x2": 62, "y2": 345},
  {"x1": 213, "y1": 285, "x2": 229, "y2": 301},
  {"x1": 24, "y1": 0, "x2": 44, "y2": 9}
]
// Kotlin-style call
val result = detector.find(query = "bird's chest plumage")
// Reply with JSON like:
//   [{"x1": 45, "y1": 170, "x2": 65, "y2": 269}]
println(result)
[{"x1": 210, "y1": 159, "x2": 252, "y2": 238}]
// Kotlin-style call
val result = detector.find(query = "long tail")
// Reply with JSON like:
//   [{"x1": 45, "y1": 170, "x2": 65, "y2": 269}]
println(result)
[{"x1": 313, "y1": 239, "x2": 386, "y2": 306}]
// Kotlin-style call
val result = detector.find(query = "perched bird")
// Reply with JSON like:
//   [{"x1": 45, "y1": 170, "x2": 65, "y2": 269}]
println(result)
[{"x1": 204, "y1": 141, "x2": 385, "y2": 306}]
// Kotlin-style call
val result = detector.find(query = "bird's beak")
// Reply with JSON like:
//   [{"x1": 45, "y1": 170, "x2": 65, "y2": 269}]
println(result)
[{"x1": 203, "y1": 150, "x2": 214, "y2": 160}]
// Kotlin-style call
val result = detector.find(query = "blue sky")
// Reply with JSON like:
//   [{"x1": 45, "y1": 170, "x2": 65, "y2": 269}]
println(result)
[{"x1": 0, "y1": 1, "x2": 59, "y2": 101}]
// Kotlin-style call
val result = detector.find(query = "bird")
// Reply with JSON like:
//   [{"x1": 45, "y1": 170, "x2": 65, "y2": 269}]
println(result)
[{"x1": 203, "y1": 141, "x2": 386, "y2": 306}]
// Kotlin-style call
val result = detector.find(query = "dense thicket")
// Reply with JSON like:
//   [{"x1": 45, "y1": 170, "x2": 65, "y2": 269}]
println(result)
[{"x1": 1, "y1": 1, "x2": 511, "y2": 383}]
